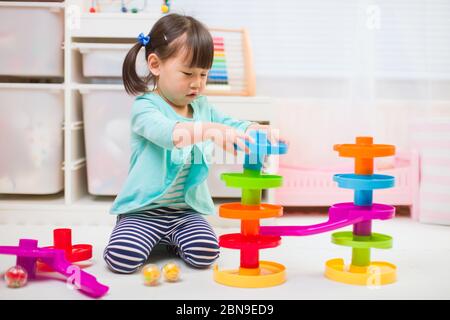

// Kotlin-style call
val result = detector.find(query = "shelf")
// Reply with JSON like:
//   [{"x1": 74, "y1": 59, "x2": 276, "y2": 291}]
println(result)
[
  {"x1": 71, "y1": 83, "x2": 271, "y2": 100},
  {"x1": 0, "y1": 193, "x2": 66, "y2": 211},
  {"x1": 70, "y1": 194, "x2": 114, "y2": 212},
  {"x1": 80, "y1": 12, "x2": 160, "y2": 20},
  {"x1": 72, "y1": 83, "x2": 125, "y2": 91},
  {"x1": 71, "y1": 83, "x2": 272, "y2": 104},
  {"x1": 0, "y1": 1, "x2": 65, "y2": 9},
  {"x1": 0, "y1": 82, "x2": 65, "y2": 90},
  {"x1": 0, "y1": 1, "x2": 278, "y2": 226},
  {"x1": 71, "y1": 42, "x2": 135, "y2": 50},
  {"x1": 72, "y1": 12, "x2": 162, "y2": 38},
  {"x1": 0, "y1": 193, "x2": 117, "y2": 226}
]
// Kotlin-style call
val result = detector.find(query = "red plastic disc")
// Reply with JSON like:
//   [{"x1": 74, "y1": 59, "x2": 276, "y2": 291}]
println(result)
[{"x1": 219, "y1": 233, "x2": 281, "y2": 250}]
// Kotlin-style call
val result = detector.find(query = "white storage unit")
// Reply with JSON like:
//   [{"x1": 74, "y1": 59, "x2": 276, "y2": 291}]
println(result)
[
  {"x1": 0, "y1": 3, "x2": 64, "y2": 77},
  {"x1": 0, "y1": 84, "x2": 64, "y2": 194},
  {"x1": 0, "y1": 1, "x2": 277, "y2": 225},
  {"x1": 75, "y1": 43, "x2": 148, "y2": 78}
]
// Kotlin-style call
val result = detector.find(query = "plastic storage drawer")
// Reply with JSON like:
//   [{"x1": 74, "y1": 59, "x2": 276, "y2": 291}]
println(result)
[
  {"x1": 0, "y1": 5, "x2": 64, "y2": 77},
  {"x1": 0, "y1": 86, "x2": 64, "y2": 194},
  {"x1": 76, "y1": 43, "x2": 148, "y2": 78},
  {"x1": 80, "y1": 89, "x2": 134, "y2": 195}
]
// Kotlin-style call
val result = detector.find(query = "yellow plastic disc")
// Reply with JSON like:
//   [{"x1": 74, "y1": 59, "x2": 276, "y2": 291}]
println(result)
[
  {"x1": 213, "y1": 261, "x2": 286, "y2": 288},
  {"x1": 324, "y1": 258, "x2": 397, "y2": 286}
]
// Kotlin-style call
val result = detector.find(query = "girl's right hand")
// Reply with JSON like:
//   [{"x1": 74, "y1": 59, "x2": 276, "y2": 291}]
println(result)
[{"x1": 208, "y1": 124, "x2": 255, "y2": 156}]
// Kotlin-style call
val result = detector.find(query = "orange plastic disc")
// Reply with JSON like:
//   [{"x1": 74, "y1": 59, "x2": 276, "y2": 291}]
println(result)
[
  {"x1": 219, "y1": 203, "x2": 283, "y2": 220},
  {"x1": 334, "y1": 137, "x2": 395, "y2": 159}
]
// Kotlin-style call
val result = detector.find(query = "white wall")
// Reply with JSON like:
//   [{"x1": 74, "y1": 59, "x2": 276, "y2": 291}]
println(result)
[{"x1": 171, "y1": 0, "x2": 450, "y2": 166}]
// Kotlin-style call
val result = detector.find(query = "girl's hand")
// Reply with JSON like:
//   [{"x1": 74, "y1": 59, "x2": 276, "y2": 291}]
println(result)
[
  {"x1": 245, "y1": 123, "x2": 290, "y2": 147},
  {"x1": 208, "y1": 123, "x2": 255, "y2": 156}
]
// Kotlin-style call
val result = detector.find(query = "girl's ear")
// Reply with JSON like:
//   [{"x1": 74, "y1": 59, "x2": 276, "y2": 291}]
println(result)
[{"x1": 147, "y1": 53, "x2": 161, "y2": 76}]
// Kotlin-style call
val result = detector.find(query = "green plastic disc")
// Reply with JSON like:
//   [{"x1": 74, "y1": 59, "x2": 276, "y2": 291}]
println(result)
[
  {"x1": 220, "y1": 173, "x2": 283, "y2": 189},
  {"x1": 331, "y1": 231, "x2": 393, "y2": 249}
]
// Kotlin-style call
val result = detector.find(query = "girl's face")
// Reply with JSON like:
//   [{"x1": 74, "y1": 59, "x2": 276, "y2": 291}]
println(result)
[{"x1": 150, "y1": 48, "x2": 209, "y2": 108}]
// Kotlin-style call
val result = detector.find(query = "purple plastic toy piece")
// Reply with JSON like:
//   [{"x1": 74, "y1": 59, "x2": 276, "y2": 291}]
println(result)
[
  {"x1": 0, "y1": 239, "x2": 109, "y2": 298},
  {"x1": 260, "y1": 202, "x2": 395, "y2": 237}
]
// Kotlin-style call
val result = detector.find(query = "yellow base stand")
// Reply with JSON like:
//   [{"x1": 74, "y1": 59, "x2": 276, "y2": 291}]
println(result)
[
  {"x1": 213, "y1": 261, "x2": 286, "y2": 288},
  {"x1": 324, "y1": 258, "x2": 397, "y2": 286}
]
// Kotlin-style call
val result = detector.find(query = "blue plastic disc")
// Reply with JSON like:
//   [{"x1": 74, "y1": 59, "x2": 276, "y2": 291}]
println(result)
[
  {"x1": 236, "y1": 130, "x2": 288, "y2": 170},
  {"x1": 333, "y1": 173, "x2": 395, "y2": 190}
]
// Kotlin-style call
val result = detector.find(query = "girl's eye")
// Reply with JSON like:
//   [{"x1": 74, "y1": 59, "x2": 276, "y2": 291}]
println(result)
[
  {"x1": 201, "y1": 74, "x2": 207, "y2": 77},
  {"x1": 182, "y1": 72, "x2": 193, "y2": 76}
]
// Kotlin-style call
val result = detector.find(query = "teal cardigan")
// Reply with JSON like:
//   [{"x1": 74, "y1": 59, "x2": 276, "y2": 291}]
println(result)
[{"x1": 110, "y1": 92, "x2": 252, "y2": 215}]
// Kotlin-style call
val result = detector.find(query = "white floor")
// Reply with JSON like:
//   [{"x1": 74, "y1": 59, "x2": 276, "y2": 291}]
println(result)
[{"x1": 0, "y1": 213, "x2": 449, "y2": 300}]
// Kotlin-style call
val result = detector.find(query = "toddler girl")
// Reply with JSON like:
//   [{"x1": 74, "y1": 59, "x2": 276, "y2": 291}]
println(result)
[{"x1": 103, "y1": 13, "x2": 285, "y2": 274}]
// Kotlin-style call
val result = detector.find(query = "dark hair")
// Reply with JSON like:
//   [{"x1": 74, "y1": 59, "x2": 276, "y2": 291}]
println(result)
[{"x1": 123, "y1": 14, "x2": 214, "y2": 96}]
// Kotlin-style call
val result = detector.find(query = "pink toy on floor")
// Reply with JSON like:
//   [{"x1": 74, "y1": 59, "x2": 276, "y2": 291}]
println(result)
[{"x1": 0, "y1": 239, "x2": 108, "y2": 298}]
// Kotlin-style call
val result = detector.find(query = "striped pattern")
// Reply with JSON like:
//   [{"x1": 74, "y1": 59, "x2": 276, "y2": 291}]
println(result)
[
  {"x1": 145, "y1": 150, "x2": 193, "y2": 210},
  {"x1": 103, "y1": 207, "x2": 220, "y2": 274}
]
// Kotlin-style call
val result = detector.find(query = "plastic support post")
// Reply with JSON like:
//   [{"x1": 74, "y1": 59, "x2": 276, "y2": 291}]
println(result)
[{"x1": 16, "y1": 239, "x2": 38, "y2": 279}]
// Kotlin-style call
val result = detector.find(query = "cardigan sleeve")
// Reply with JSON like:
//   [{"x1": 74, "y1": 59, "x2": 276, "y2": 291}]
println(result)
[
  {"x1": 209, "y1": 104, "x2": 253, "y2": 133},
  {"x1": 130, "y1": 99, "x2": 179, "y2": 150}
]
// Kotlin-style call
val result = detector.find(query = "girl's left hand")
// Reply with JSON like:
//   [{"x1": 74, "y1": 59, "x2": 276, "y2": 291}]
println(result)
[{"x1": 246, "y1": 123, "x2": 290, "y2": 147}]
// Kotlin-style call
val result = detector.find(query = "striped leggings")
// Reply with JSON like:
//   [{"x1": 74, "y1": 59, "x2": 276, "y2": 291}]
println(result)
[{"x1": 103, "y1": 207, "x2": 220, "y2": 274}]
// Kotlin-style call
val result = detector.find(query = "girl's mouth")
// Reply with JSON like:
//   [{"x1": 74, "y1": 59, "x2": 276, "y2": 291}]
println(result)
[{"x1": 187, "y1": 93, "x2": 198, "y2": 98}]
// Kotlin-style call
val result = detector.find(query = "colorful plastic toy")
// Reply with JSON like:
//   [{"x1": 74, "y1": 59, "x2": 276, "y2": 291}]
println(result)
[
  {"x1": 89, "y1": 0, "x2": 97, "y2": 13},
  {"x1": 37, "y1": 228, "x2": 92, "y2": 272},
  {"x1": 260, "y1": 136, "x2": 397, "y2": 286},
  {"x1": 161, "y1": 0, "x2": 170, "y2": 13},
  {"x1": 4, "y1": 265, "x2": 28, "y2": 288},
  {"x1": 162, "y1": 262, "x2": 180, "y2": 282},
  {"x1": 207, "y1": 37, "x2": 230, "y2": 87},
  {"x1": 89, "y1": 0, "x2": 149, "y2": 14},
  {"x1": 213, "y1": 130, "x2": 288, "y2": 288},
  {"x1": 0, "y1": 239, "x2": 109, "y2": 298},
  {"x1": 142, "y1": 264, "x2": 161, "y2": 286},
  {"x1": 215, "y1": 133, "x2": 397, "y2": 288}
]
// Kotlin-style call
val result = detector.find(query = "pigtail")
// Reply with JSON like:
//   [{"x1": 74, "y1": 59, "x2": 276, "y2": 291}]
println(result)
[
  {"x1": 122, "y1": 42, "x2": 152, "y2": 96},
  {"x1": 122, "y1": 14, "x2": 214, "y2": 96}
]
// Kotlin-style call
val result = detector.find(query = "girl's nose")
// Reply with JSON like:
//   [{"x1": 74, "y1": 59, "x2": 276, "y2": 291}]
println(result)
[
  {"x1": 190, "y1": 81, "x2": 200, "y2": 89},
  {"x1": 190, "y1": 75, "x2": 203, "y2": 89}
]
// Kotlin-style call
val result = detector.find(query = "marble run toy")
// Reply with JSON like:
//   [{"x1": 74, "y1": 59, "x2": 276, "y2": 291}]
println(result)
[
  {"x1": 215, "y1": 133, "x2": 397, "y2": 288},
  {"x1": 0, "y1": 238, "x2": 108, "y2": 298}
]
